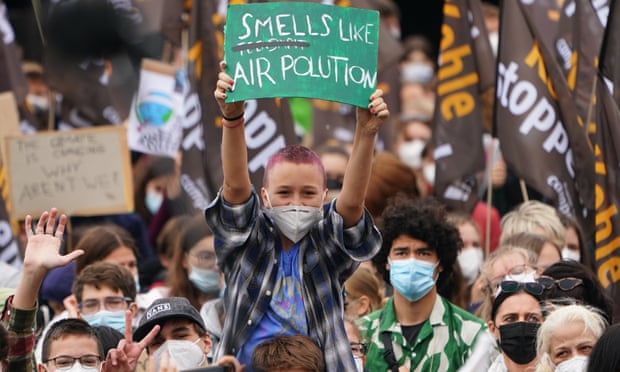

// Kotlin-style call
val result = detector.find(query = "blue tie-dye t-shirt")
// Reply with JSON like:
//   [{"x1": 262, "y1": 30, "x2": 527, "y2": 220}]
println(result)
[{"x1": 237, "y1": 244, "x2": 308, "y2": 368}]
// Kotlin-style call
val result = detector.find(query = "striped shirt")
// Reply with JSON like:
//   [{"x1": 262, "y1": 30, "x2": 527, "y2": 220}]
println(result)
[
  {"x1": 205, "y1": 189, "x2": 381, "y2": 371},
  {"x1": 358, "y1": 295, "x2": 487, "y2": 371}
]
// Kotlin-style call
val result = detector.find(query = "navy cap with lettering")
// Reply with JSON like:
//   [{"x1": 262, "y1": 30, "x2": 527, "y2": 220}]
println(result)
[{"x1": 133, "y1": 297, "x2": 206, "y2": 341}]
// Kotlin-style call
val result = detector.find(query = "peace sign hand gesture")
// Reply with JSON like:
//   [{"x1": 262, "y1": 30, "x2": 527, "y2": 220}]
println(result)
[{"x1": 106, "y1": 310, "x2": 160, "y2": 372}]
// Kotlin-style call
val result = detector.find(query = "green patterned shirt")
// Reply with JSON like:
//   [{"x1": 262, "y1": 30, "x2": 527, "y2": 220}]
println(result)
[{"x1": 357, "y1": 295, "x2": 487, "y2": 372}]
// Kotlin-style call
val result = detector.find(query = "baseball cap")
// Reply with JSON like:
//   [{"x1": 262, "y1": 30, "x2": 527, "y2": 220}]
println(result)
[{"x1": 133, "y1": 297, "x2": 206, "y2": 341}]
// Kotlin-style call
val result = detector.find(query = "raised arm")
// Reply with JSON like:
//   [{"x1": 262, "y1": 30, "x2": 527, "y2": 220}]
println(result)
[
  {"x1": 214, "y1": 61, "x2": 252, "y2": 205},
  {"x1": 14, "y1": 209, "x2": 84, "y2": 309},
  {"x1": 335, "y1": 90, "x2": 388, "y2": 227},
  {"x1": 7, "y1": 209, "x2": 83, "y2": 371}
]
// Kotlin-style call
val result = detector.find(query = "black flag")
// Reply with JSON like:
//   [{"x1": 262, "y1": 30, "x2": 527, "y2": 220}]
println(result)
[
  {"x1": 592, "y1": 0, "x2": 620, "y2": 322},
  {"x1": 432, "y1": 0, "x2": 488, "y2": 213},
  {"x1": 495, "y1": 0, "x2": 593, "y2": 231}
]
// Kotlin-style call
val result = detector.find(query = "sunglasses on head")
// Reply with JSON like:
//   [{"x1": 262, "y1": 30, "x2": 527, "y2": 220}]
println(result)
[
  {"x1": 494, "y1": 280, "x2": 544, "y2": 298},
  {"x1": 537, "y1": 276, "x2": 584, "y2": 291}
]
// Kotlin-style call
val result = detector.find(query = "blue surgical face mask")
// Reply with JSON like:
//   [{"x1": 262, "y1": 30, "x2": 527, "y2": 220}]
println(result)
[
  {"x1": 389, "y1": 258, "x2": 437, "y2": 302},
  {"x1": 401, "y1": 62, "x2": 434, "y2": 85},
  {"x1": 145, "y1": 190, "x2": 163, "y2": 214},
  {"x1": 189, "y1": 265, "x2": 220, "y2": 293},
  {"x1": 82, "y1": 310, "x2": 126, "y2": 334}
]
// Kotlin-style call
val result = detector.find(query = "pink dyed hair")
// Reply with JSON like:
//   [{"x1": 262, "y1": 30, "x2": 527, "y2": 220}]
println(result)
[{"x1": 263, "y1": 145, "x2": 327, "y2": 188}]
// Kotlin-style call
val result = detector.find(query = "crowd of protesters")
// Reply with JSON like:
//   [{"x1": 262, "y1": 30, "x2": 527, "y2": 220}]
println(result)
[{"x1": 0, "y1": 0, "x2": 617, "y2": 372}]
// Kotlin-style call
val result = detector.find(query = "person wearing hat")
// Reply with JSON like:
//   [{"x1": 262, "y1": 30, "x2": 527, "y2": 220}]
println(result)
[{"x1": 132, "y1": 297, "x2": 241, "y2": 371}]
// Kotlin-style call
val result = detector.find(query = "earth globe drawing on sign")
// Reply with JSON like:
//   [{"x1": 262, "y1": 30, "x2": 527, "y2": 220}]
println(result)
[{"x1": 135, "y1": 91, "x2": 175, "y2": 128}]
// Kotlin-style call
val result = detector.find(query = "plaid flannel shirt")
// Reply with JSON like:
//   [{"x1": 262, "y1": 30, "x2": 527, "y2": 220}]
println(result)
[
  {"x1": 205, "y1": 189, "x2": 381, "y2": 371},
  {"x1": 3, "y1": 295, "x2": 37, "y2": 372}
]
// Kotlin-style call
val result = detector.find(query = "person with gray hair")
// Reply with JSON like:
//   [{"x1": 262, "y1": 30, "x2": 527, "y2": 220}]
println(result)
[{"x1": 534, "y1": 304, "x2": 607, "y2": 372}]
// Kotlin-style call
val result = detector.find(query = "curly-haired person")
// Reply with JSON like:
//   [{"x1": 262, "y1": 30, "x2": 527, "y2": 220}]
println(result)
[{"x1": 358, "y1": 196, "x2": 490, "y2": 371}]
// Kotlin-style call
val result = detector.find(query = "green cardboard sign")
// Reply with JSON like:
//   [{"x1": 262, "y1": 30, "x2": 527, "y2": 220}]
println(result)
[{"x1": 224, "y1": 3, "x2": 379, "y2": 108}]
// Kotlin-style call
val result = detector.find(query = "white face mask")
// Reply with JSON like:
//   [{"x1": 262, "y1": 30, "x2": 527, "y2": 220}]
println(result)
[
  {"x1": 488, "y1": 31, "x2": 499, "y2": 57},
  {"x1": 401, "y1": 62, "x2": 434, "y2": 85},
  {"x1": 398, "y1": 139, "x2": 427, "y2": 169},
  {"x1": 353, "y1": 356, "x2": 364, "y2": 372},
  {"x1": 43, "y1": 362, "x2": 101, "y2": 372},
  {"x1": 268, "y1": 206, "x2": 323, "y2": 244},
  {"x1": 152, "y1": 338, "x2": 206, "y2": 371},
  {"x1": 561, "y1": 247, "x2": 581, "y2": 262},
  {"x1": 457, "y1": 248, "x2": 483, "y2": 285},
  {"x1": 27, "y1": 93, "x2": 49, "y2": 112},
  {"x1": 265, "y1": 193, "x2": 324, "y2": 243},
  {"x1": 555, "y1": 355, "x2": 588, "y2": 372},
  {"x1": 423, "y1": 163, "x2": 436, "y2": 186}
]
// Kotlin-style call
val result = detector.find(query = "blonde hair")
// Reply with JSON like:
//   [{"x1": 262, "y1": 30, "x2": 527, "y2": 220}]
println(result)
[
  {"x1": 534, "y1": 304, "x2": 607, "y2": 372},
  {"x1": 500, "y1": 201, "x2": 566, "y2": 250},
  {"x1": 344, "y1": 266, "x2": 385, "y2": 314}
]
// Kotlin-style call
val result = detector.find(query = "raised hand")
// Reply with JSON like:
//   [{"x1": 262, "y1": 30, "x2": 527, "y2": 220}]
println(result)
[
  {"x1": 355, "y1": 89, "x2": 389, "y2": 136},
  {"x1": 23, "y1": 208, "x2": 84, "y2": 272},
  {"x1": 13, "y1": 208, "x2": 85, "y2": 309},
  {"x1": 106, "y1": 310, "x2": 160, "y2": 372},
  {"x1": 213, "y1": 61, "x2": 245, "y2": 120}
]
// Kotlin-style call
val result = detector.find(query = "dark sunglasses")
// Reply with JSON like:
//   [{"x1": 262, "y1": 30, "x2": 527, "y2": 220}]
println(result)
[
  {"x1": 495, "y1": 280, "x2": 544, "y2": 298},
  {"x1": 537, "y1": 276, "x2": 584, "y2": 291}
]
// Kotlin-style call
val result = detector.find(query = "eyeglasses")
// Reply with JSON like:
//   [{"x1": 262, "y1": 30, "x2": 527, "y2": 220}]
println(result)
[
  {"x1": 488, "y1": 264, "x2": 538, "y2": 291},
  {"x1": 45, "y1": 354, "x2": 102, "y2": 370},
  {"x1": 188, "y1": 251, "x2": 217, "y2": 265},
  {"x1": 538, "y1": 276, "x2": 584, "y2": 291},
  {"x1": 350, "y1": 342, "x2": 367, "y2": 357},
  {"x1": 494, "y1": 280, "x2": 544, "y2": 298},
  {"x1": 78, "y1": 296, "x2": 132, "y2": 315}
]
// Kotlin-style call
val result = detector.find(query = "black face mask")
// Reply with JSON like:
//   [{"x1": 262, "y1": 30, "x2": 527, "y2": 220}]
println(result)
[{"x1": 498, "y1": 321, "x2": 540, "y2": 365}]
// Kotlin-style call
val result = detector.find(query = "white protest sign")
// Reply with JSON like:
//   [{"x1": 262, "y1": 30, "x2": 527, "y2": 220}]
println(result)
[{"x1": 127, "y1": 59, "x2": 183, "y2": 158}]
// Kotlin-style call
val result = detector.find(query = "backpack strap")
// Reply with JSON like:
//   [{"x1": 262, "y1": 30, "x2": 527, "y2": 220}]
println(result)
[{"x1": 380, "y1": 308, "x2": 400, "y2": 372}]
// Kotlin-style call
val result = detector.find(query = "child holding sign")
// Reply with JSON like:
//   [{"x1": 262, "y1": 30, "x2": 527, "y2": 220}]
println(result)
[{"x1": 206, "y1": 61, "x2": 388, "y2": 371}]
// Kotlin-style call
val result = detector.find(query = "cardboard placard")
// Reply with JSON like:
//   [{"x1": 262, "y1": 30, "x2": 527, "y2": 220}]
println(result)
[
  {"x1": 5, "y1": 126, "x2": 134, "y2": 218},
  {"x1": 0, "y1": 92, "x2": 21, "y2": 164},
  {"x1": 224, "y1": 3, "x2": 379, "y2": 107}
]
